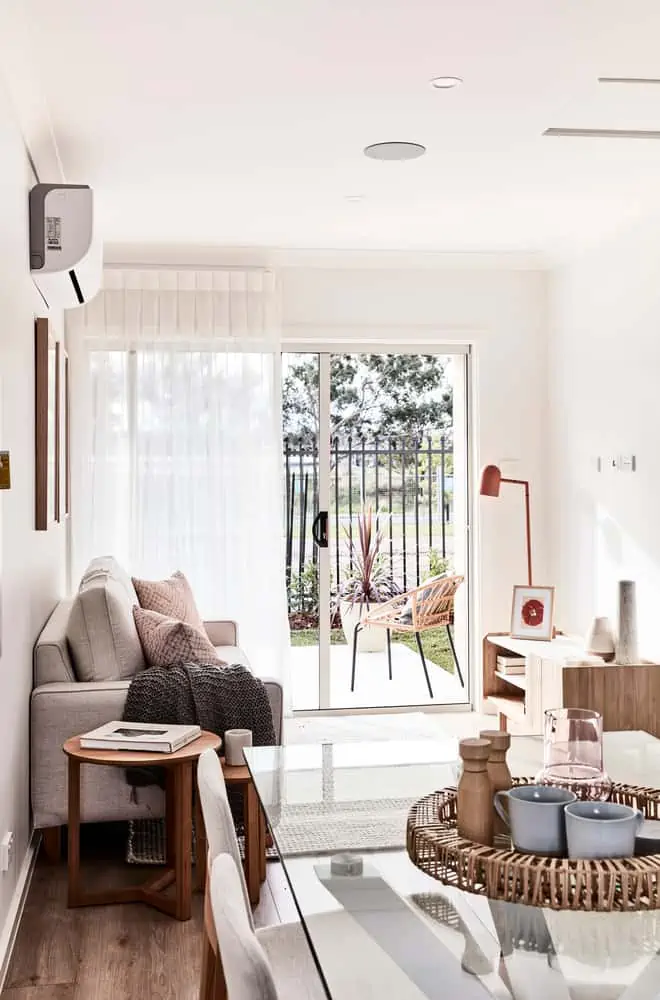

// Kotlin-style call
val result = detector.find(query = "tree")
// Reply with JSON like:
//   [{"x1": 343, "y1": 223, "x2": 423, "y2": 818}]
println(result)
[{"x1": 283, "y1": 353, "x2": 452, "y2": 446}]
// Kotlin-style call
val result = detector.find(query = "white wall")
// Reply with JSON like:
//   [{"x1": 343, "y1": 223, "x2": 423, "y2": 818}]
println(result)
[
  {"x1": 280, "y1": 265, "x2": 551, "y2": 646},
  {"x1": 551, "y1": 216, "x2": 660, "y2": 655},
  {"x1": 0, "y1": 74, "x2": 66, "y2": 950}
]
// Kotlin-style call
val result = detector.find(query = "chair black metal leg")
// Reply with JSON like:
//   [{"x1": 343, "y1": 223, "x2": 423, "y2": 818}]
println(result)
[
  {"x1": 415, "y1": 632, "x2": 434, "y2": 699},
  {"x1": 351, "y1": 624, "x2": 362, "y2": 692},
  {"x1": 386, "y1": 629, "x2": 392, "y2": 681},
  {"x1": 446, "y1": 624, "x2": 464, "y2": 687}
]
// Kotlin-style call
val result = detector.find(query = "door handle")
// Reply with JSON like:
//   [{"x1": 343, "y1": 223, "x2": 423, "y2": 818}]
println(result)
[{"x1": 312, "y1": 511, "x2": 328, "y2": 548}]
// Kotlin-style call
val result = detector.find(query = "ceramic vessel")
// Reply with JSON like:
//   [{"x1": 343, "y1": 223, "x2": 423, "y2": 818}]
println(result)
[
  {"x1": 224, "y1": 728, "x2": 252, "y2": 766},
  {"x1": 616, "y1": 580, "x2": 639, "y2": 665},
  {"x1": 565, "y1": 801, "x2": 643, "y2": 859},
  {"x1": 340, "y1": 600, "x2": 387, "y2": 652},
  {"x1": 494, "y1": 785, "x2": 576, "y2": 856},
  {"x1": 585, "y1": 616, "x2": 616, "y2": 662}
]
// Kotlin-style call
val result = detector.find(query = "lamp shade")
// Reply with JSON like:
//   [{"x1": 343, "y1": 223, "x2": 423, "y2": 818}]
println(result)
[{"x1": 480, "y1": 464, "x2": 502, "y2": 497}]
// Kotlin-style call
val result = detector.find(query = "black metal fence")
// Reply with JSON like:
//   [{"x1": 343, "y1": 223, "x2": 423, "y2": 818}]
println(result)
[{"x1": 284, "y1": 435, "x2": 454, "y2": 614}]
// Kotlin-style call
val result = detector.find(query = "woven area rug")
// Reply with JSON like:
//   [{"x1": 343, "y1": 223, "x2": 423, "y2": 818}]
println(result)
[
  {"x1": 127, "y1": 715, "x2": 448, "y2": 863},
  {"x1": 127, "y1": 818, "x2": 279, "y2": 865},
  {"x1": 272, "y1": 796, "x2": 414, "y2": 856},
  {"x1": 128, "y1": 798, "x2": 411, "y2": 863}
]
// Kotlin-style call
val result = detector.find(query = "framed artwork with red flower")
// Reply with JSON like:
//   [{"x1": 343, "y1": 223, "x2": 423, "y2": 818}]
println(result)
[{"x1": 511, "y1": 585, "x2": 555, "y2": 641}]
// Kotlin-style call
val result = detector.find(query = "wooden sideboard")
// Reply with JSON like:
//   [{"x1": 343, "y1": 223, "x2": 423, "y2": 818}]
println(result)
[{"x1": 483, "y1": 633, "x2": 660, "y2": 737}]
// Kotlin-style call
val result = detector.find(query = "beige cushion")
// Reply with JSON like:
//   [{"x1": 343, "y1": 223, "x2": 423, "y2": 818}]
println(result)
[
  {"x1": 132, "y1": 570, "x2": 205, "y2": 630},
  {"x1": 213, "y1": 645, "x2": 249, "y2": 668},
  {"x1": 210, "y1": 855, "x2": 279, "y2": 1000},
  {"x1": 258, "y1": 925, "x2": 327, "y2": 1000},
  {"x1": 67, "y1": 557, "x2": 145, "y2": 682},
  {"x1": 133, "y1": 606, "x2": 223, "y2": 668},
  {"x1": 34, "y1": 599, "x2": 77, "y2": 685},
  {"x1": 197, "y1": 749, "x2": 253, "y2": 926}
]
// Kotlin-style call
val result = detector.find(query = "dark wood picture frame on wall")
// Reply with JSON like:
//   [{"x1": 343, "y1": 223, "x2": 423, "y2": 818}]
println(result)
[
  {"x1": 35, "y1": 318, "x2": 60, "y2": 530},
  {"x1": 61, "y1": 346, "x2": 71, "y2": 519}
]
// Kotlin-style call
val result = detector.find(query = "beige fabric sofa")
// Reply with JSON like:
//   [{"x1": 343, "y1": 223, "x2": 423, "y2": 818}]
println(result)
[{"x1": 31, "y1": 557, "x2": 283, "y2": 845}]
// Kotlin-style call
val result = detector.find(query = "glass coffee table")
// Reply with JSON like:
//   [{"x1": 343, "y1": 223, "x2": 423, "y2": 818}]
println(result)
[{"x1": 245, "y1": 732, "x2": 660, "y2": 1000}]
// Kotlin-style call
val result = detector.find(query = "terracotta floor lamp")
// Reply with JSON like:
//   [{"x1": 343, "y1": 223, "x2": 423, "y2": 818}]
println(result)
[{"x1": 479, "y1": 464, "x2": 533, "y2": 586}]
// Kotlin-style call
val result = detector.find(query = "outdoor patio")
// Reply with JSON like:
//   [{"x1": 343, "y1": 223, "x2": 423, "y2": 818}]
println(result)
[{"x1": 290, "y1": 640, "x2": 467, "y2": 711}]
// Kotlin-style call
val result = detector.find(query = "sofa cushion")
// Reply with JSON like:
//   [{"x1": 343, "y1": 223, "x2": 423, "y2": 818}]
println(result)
[
  {"x1": 132, "y1": 570, "x2": 205, "y2": 631},
  {"x1": 66, "y1": 557, "x2": 146, "y2": 682},
  {"x1": 34, "y1": 599, "x2": 77, "y2": 685},
  {"x1": 212, "y1": 645, "x2": 250, "y2": 668},
  {"x1": 133, "y1": 606, "x2": 225, "y2": 668}
]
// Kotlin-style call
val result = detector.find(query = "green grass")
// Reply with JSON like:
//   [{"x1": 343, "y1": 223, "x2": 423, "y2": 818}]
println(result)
[{"x1": 289, "y1": 626, "x2": 455, "y2": 674}]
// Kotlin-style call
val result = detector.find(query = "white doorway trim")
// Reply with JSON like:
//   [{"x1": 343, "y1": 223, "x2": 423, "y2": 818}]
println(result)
[{"x1": 282, "y1": 341, "x2": 475, "y2": 715}]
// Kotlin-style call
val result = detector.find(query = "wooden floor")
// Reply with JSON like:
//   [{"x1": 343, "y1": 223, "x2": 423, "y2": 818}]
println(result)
[{"x1": 1, "y1": 829, "x2": 296, "y2": 1000}]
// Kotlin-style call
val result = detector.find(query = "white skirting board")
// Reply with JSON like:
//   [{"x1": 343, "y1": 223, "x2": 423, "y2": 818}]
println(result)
[{"x1": 0, "y1": 830, "x2": 39, "y2": 992}]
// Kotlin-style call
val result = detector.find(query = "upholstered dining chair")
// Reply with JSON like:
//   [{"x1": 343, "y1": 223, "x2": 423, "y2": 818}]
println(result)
[
  {"x1": 350, "y1": 574, "x2": 465, "y2": 698},
  {"x1": 197, "y1": 750, "x2": 324, "y2": 1000}
]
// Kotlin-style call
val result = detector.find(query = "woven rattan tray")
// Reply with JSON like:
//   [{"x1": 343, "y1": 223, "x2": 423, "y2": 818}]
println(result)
[{"x1": 407, "y1": 780, "x2": 660, "y2": 911}]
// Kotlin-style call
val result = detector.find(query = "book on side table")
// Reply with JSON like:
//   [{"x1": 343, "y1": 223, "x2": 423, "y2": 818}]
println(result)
[{"x1": 80, "y1": 721, "x2": 201, "y2": 754}]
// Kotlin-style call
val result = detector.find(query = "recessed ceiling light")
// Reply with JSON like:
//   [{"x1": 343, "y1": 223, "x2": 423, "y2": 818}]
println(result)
[
  {"x1": 430, "y1": 76, "x2": 462, "y2": 89},
  {"x1": 364, "y1": 142, "x2": 426, "y2": 161},
  {"x1": 345, "y1": 194, "x2": 365, "y2": 202}
]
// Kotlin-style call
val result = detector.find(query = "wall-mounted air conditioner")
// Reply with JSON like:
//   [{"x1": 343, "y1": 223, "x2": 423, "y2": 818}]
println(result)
[{"x1": 29, "y1": 183, "x2": 101, "y2": 310}]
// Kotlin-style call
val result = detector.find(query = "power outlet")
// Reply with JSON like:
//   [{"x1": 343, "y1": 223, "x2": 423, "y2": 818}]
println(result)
[{"x1": 0, "y1": 831, "x2": 14, "y2": 872}]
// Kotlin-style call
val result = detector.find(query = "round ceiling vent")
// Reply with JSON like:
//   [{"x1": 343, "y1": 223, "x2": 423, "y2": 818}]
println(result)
[
  {"x1": 363, "y1": 142, "x2": 426, "y2": 161},
  {"x1": 430, "y1": 76, "x2": 463, "y2": 89}
]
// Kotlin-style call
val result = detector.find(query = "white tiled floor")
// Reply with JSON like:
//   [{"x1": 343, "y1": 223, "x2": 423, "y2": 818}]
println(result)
[{"x1": 290, "y1": 641, "x2": 467, "y2": 711}]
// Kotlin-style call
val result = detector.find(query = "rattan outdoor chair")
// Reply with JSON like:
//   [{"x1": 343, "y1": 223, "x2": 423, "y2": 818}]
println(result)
[{"x1": 350, "y1": 574, "x2": 465, "y2": 698}]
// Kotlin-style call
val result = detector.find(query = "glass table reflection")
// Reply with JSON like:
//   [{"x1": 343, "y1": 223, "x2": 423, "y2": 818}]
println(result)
[{"x1": 244, "y1": 732, "x2": 660, "y2": 1000}]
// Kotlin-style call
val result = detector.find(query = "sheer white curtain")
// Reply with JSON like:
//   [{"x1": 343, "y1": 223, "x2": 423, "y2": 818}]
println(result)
[{"x1": 67, "y1": 267, "x2": 290, "y2": 697}]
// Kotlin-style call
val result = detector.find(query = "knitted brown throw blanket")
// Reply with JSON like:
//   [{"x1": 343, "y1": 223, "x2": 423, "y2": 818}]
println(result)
[{"x1": 122, "y1": 661, "x2": 276, "y2": 787}]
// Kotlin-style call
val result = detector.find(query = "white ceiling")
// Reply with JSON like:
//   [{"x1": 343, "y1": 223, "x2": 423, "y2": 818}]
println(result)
[{"x1": 13, "y1": 0, "x2": 660, "y2": 256}]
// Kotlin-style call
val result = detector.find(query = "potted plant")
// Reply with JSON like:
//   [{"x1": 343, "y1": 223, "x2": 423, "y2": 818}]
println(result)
[{"x1": 338, "y1": 506, "x2": 400, "y2": 652}]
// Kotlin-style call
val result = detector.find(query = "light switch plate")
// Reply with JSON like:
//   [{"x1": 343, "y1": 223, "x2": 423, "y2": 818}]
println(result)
[
  {"x1": 0, "y1": 831, "x2": 14, "y2": 872},
  {"x1": 0, "y1": 452, "x2": 9, "y2": 490},
  {"x1": 597, "y1": 455, "x2": 636, "y2": 473}
]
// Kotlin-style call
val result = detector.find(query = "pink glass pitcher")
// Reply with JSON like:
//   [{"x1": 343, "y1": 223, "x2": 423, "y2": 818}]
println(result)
[{"x1": 535, "y1": 707, "x2": 612, "y2": 801}]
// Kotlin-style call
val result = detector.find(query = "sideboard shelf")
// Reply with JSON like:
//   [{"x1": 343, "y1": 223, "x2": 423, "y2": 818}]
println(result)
[
  {"x1": 488, "y1": 692, "x2": 526, "y2": 725},
  {"x1": 483, "y1": 632, "x2": 660, "y2": 736},
  {"x1": 494, "y1": 670, "x2": 526, "y2": 691}
]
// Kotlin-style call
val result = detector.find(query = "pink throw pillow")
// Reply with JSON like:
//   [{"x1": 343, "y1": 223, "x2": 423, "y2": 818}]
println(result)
[
  {"x1": 132, "y1": 570, "x2": 205, "y2": 631},
  {"x1": 133, "y1": 606, "x2": 224, "y2": 669}
]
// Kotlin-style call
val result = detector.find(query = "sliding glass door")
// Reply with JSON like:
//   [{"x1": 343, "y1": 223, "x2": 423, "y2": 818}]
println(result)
[{"x1": 283, "y1": 347, "x2": 471, "y2": 712}]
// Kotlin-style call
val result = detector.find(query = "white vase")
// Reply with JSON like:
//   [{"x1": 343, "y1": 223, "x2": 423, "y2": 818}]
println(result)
[
  {"x1": 340, "y1": 600, "x2": 388, "y2": 652},
  {"x1": 584, "y1": 617, "x2": 616, "y2": 662},
  {"x1": 616, "y1": 580, "x2": 639, "y2": 665}
]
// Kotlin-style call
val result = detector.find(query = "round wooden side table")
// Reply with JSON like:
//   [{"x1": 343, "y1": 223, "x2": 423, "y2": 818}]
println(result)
[{"x1": 63, "y1": 731, "x2": 221, "y2": 922}]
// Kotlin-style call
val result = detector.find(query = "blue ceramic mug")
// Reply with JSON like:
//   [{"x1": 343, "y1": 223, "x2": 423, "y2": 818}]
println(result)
[
  {"x1": 564, "y1": 801, "x2": 643, "y2": 859},
  {"x1": 494, "y1": 785, "x2": 577, "y2": 856}
]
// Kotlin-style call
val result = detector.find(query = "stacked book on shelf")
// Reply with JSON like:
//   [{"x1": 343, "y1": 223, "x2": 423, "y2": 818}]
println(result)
[{"x1": 497, "y1": 654, "x2": 526, "y2": 676}]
